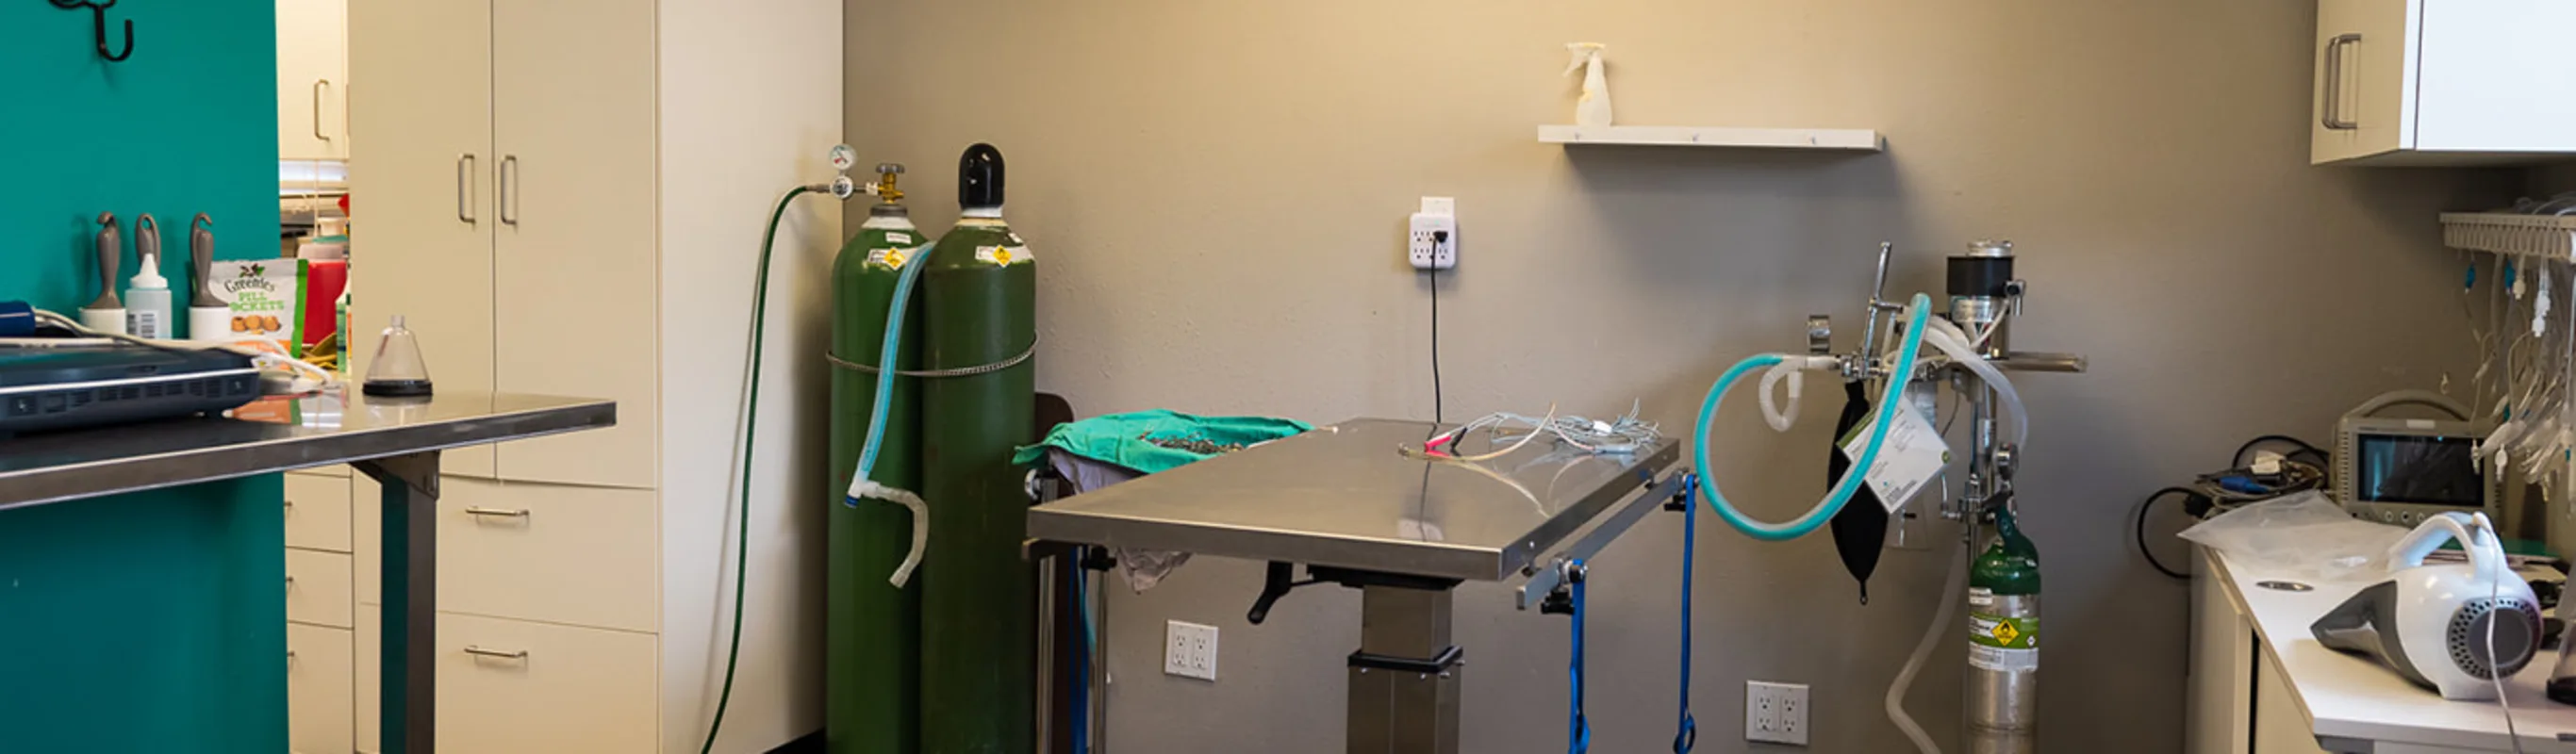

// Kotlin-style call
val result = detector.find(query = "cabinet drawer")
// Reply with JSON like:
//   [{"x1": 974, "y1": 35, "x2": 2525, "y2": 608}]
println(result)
[
  {"x1": 435, "y1": 613, "x2": 657, "y2": 754},
  {"x1": 285, "y1": 473, "x2": 354, "y2": 552},
  {"x1": 287, "y1": 549, "x2": 355, "y2": 629},
  {"x1": 438, "y1": 479, "x2": 655, "y2": 631},
  {"x1": 288, "y1": 622, "x2": 355, "y2": 754}
]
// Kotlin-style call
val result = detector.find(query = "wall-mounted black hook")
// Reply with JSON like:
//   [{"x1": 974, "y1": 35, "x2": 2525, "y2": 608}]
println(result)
[{"x1": 50, "y1": 0, "x2": 133, "y2": 62}]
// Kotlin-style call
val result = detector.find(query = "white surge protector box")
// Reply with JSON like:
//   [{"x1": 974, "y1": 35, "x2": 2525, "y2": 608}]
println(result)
[{"x1": 1410, "y1": 197, "x2": 1458, "y2": 270}]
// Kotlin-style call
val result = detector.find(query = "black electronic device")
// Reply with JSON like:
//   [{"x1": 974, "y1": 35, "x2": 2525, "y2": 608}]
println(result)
[{"x1": 0, "y1": 345, "x2": 262, "y2": 435}]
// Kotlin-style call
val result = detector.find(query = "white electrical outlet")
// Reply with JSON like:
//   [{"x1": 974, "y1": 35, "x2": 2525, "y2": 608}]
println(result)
[
  {"x1": 1409, "y1": 196, "x2": 1458, "y2": 270},
  {"x1": 1746, "y1": 680, "x2": 1810, "y2": 746},
  {"x1": 1164, "y1": 620, "x2": 1219, "y2": 680}
]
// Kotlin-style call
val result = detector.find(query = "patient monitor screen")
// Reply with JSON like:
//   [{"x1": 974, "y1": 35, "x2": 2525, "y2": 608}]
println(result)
[{"x1": 2353, "y1": 434, "x2": 2483, "y2": 507}]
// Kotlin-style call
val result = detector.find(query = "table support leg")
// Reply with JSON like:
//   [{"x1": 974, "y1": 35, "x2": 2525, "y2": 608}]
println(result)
[
  {"x1": 356, "y1": 451, "x2": 440, "y2": 754},
  {"x1": 1346, "y1": 584, "x2": 1461, "y2": 754}
]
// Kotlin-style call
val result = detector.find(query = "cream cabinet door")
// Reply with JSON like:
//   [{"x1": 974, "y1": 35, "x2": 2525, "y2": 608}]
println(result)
[
  {"x1": 356, "y1": 606, "x2": 382, "y2": 753},
  {"x1": 2254, "y1": 651, "x2": 2333, "y2": 754},
  {"x1": 276, "y1": 0, "x2": 347, "y2": 160},
  {"x1": 287, "y1": 623, "x2": 355, "y2": 754},
  {"x1": 489, "y1": 0, "x2": 659, "y2": 489},
  {"x1": 2311, "y1": 0, "x2": 2415, "y2": 164},
  {"x1": 349, "y1": 0, "x2": 498, "y2": 479},
  {"x1": 2188, "y1": 549, "x2": 2254, "y2": 754},
  {"x1": 2411, "y1": 1, "x2": 2576, "y2": 155}
]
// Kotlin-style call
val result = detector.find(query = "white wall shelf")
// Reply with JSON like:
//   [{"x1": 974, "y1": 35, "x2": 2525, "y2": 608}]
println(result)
[
  {"x1": 1538, "y1": 124, "x2": 1882, "y2": 152},
  {"x1": 2440, "y1": 212, "x2": 2576, "y2": 260}
]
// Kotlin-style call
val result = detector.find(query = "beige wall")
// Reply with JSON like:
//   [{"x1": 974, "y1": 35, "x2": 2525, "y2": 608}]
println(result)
[
  {"x1": 660, "y1": 0, "x2": 844, "y2": 749},
  {"x1": 849, "y1": 1, "x2": 2515, "y2": 750}
]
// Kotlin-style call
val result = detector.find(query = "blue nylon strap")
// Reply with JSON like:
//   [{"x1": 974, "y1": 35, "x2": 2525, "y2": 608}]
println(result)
[
  {"x1": 1568, "y1": 560, "x2": 1590, "y2": 754},
  {"x1": 1071, "y1": 549, "x2": 1092, "y2": 754},
  {"x1": 1674, "y1": 474, "x2": 1699, "y2": 753}
]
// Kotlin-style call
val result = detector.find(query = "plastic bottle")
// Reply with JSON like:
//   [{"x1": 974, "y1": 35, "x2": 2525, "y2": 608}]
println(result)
[
  {"x1": 1564, "y1": 42, "x2": 1613, "y2": 127},
  {"x1": 125, "y1": 214, "x2": 173, "y2": 339}
]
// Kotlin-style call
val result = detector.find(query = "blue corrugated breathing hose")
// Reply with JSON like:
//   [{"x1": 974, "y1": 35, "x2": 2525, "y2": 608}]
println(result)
[
  {"x1": 845, "y1": 240, "x2": 937, "y2": 504},
  {"x1": 1694, "y1": 293, "x2": 1933, "y2": 540}
]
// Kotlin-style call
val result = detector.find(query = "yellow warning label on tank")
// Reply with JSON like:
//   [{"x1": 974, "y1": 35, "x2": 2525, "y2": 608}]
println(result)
[
  {"x1": 975, "y1": 245, "x2": 1034, "y2": 266},
  {"x1": 865, "y1": 247, "x2": 910, "y2": 270},
  {"x1": 1990, "y1": 620, "x2": 2020, "y2": 645}
]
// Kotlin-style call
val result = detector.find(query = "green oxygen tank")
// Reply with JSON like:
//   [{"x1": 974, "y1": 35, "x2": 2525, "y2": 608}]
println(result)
[
  {"x1": 827, "y1": 164, "x2": 925, "y2": 754},
  {"x1": 919, "y1": 143, "x2": 1038, "y2": 754},
  {"x1": 1967, "y1": 505, "x2": 2041, "y2": 754}
]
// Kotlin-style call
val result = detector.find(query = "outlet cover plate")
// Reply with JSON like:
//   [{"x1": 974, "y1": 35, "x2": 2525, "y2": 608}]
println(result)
[
  {"x1": 1164, "y1": 620, "x2": 1218, "y2": 680},
  {"x1": 1746, "y1": 680, "x2": 1809, "y2": 745}
]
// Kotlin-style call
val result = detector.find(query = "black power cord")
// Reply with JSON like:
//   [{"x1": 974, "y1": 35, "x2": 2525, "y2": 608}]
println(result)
[
  {"x1": 2136, "y1": 486, "x2": 2205, "y2": 580},
  {"x1": 2233, "y1": 434, "x2": 2327, "y2": 467},
  {"x1": 1427, "y1": 230, "x2": 1447, "y2": 425}
]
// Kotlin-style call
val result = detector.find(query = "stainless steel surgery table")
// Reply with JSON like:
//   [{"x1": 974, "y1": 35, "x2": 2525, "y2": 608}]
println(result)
[
  {"x1": 0, "y1": 389, "x2": 615, "y2": 754},
  {"x1": 1027, "y1": 418, "x2": 1685, "y2": 754}
]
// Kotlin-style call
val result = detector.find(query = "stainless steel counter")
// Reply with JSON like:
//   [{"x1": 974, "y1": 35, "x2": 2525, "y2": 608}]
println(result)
[
  {"x1": 1027, "y1": 418, "x2": 1677, "y2": 582},
  {"x1": 0, "y1": 390, "x2": 612, "y2": 509},
  {"x1": 0, "y1": 387, "x2": 613, "y2": 754}
]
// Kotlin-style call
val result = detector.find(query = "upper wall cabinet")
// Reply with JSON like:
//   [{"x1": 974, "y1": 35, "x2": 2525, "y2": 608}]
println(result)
[
  {"x1": 2312, "y1": 0, "x2": 2576, "y2": 166},
  {"x1": 278, "y1": 0, "x2": 348, "y2": 160}
]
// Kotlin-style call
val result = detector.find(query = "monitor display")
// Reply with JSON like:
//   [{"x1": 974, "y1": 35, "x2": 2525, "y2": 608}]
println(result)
[{"x1": 2353, "y1": 434, "x2": 2483, "y2": 507}]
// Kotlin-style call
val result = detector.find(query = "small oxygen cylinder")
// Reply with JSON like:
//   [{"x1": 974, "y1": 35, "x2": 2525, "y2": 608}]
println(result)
[
  {"x1": 825, "y1": 163, "x2": 924, "y2": 754},
  {"x1": 1967, "y1": 506, "x2": 2041, "y2": 754}
]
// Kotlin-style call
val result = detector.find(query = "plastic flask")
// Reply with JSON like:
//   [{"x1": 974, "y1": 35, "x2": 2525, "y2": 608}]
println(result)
[{"x1": 361, "y1": 315, "x2": 433, "y2": 397}]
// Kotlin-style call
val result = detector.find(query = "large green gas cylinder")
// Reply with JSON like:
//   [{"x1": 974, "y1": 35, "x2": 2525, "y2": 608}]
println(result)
[
  {"x1": 827, "y1": 165, "x2": 925, "y2": 754},
  {"x1": 1967, "y1": 505, "x2": 2041, "y2": 754},
  {"x1": 919, "y1": 143, "x2": 1038, "y2": 754}
]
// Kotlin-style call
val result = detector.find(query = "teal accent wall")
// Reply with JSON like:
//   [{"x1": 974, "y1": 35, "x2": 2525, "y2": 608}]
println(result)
[
  {"x1": 0, "y1": 2, "x2": 287, "y2": 752},
  {"x1": 0, "y1": 481, "x2": 287, "y2": 751},
  {"x1": 1, "y1": 0, "x2": 276, "y2": 312}
]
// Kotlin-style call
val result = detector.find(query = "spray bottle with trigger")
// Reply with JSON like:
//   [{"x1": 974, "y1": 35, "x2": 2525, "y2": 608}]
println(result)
[{"x1": 1563, "y1": 42, "x2": 1612, "y2": 127}]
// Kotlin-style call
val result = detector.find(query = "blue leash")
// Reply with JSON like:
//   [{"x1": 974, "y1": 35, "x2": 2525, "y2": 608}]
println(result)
[
  {"x1": 1674, "y1": 474, "x2": 1699, "y2": 753},
  {"x1": 1072, "y1": 549, "x2": 1093, "y2": 754},
  {"x1": 1568, "y1": 560, "x2": 1590, "y2": 754}
]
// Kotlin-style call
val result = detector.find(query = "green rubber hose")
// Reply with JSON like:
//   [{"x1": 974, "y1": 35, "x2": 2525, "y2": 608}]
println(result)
[{"x1": 700, "y1": 185, "x2": 812, "y2": 754}]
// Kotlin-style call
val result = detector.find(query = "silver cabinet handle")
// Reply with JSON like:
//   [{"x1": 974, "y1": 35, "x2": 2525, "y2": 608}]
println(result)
[
  {"x1": 2320, "y1": 33, "x2": 2361, "y2": 130},
  {"x1": 312, "y1": 79, "x2": 332, "y2": 140},
  {"x1": 457, "y1": 155, "x2": 478, "y2": 224},
  {"x1": 464, "y1": 507, "x2": 530, "y2": 519},
  {"x1": 464, "y1": 646, "x2": 529, "y2": 661},
  {"x1": 499, "y1": 156, "x2": 520, "y2": 226}
]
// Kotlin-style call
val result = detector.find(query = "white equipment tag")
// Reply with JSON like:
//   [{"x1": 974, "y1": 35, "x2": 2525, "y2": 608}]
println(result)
[{"x1": 1838, "y1": 404, "x2": 1951, "y2": 515}]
